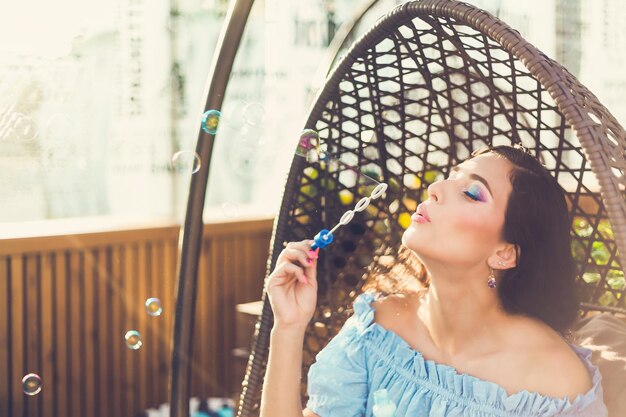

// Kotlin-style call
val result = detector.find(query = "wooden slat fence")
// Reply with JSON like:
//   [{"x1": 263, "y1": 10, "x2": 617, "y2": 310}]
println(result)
[{"x1": 0, "y1": 217, "x2": 273, "y2": 417}]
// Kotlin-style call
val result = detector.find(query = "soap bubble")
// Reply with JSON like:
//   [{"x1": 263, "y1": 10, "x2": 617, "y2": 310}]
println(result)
[
  {"x1": 201, "y1": 109, "x2": 221, "y2": 134},
  {"x1": 171, "y1": 151, "x2": 201, "y2": 174},
  {"x1": 226, "y1": 126, "x2": 267, "y2": 179},
  {"x1": 305, "y1": 148, "x2": 332, "y2": 164},
  {"x1": 242, "y1": 101, "x2": 266, "y2": 126},
  {"x1": 221, "y1": 99, "x2": 247, "y2": 128},
  {"x1": 145, "y1": 297, "x2": 163, "y2": 317},
  {"x1": 13, "y1": 113, "x2": 38, "y2": 141},
  {"x1": 125, "y1": 330, "x2": 142, "y2": 350},
  {"x1": 22, "y1": 373, "x2": 42, "y2": 396},
  {"x1": 296, "y1": 129, "x2": 319, "y2": 157},
  {"x1": 221, "y1": 202, "x2": 240, "y2": 218}
]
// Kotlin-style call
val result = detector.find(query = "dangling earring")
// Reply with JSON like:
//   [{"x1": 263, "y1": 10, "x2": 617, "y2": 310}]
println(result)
[{"x1": 487, "y1": 267, "x2": 497, "y2": 289}]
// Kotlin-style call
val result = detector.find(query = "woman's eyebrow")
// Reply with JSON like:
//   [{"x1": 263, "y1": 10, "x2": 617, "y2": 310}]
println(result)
[{"x1": 450, "y1": 166, "x2": 493, "y2": 197}]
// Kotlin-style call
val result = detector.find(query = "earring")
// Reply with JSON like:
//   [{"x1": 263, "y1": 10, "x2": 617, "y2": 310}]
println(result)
[
  {"x1": 497, "y1": 261, "x2": 505, "y2": 266},
  {"x1": 487, "y1": 267, "x2": 497, "y2": 289}
]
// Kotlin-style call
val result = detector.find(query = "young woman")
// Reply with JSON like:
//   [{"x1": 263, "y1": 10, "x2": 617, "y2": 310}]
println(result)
[{"x1": 260, "y1": 145, "x2": 608, "y2": 416}]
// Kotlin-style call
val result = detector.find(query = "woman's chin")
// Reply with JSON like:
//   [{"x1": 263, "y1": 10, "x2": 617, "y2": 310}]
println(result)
[
  {"x1": 402, "y1": 224, "x2": 422, "y2": 241},
  {"x1": 401, "y1": 230, "x2": 431, "y2": 256},
  {"x1": 401, "y1": 230, "x2": 419, "y2": 249}
]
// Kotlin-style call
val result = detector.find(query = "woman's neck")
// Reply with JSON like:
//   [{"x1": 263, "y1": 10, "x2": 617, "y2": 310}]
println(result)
[{"x1": 420, "y1": 272, "x2": 508, "y2": 360}]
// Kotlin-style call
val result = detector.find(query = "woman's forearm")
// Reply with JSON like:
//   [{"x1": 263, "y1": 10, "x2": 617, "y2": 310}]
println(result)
[{"x1": 260, "y1": 325, "x2": 307, "y2": 417}]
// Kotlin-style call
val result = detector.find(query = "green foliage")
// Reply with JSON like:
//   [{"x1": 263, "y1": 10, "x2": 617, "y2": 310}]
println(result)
[
  {"x1": 590, "y1": 241, "x2": 611, "y2": 265},
  {"x1": 570, "y1": 216, "x2": 624, "y2": 306}
]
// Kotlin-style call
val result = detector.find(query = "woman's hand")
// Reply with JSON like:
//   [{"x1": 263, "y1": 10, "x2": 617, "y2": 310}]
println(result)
[{"x1": 266, "y1": 240, "x2": 319, "y2": 330}]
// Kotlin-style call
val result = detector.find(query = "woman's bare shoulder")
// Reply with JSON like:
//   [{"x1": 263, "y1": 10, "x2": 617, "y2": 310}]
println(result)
[
  {"x1": 370, "y1": 293, "x2": 592, "y2": 401},
  {"x1": 302, "y1": 408, "x2": 320, "y2": 417},
  {"x1": 368, "y1": 292, "x2": 428, "y2": 343},
  {"x1": 525, "y1": 336, "x2": 592, "y2": 400},
  {"x1": 508, "y1": 318, "x2": 592, "y2": 400},
  {"x1": 371, "y1": 292, "x2": 421, "y2": 327}
]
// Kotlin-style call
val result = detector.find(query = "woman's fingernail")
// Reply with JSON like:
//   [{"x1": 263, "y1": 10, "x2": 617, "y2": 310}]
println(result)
[
  {"x1": 308, "y1": 250, "x2": 318, "y2": 259},
  {"x1": 306, "y1": 258, "x2": 312, "y2": 265}
]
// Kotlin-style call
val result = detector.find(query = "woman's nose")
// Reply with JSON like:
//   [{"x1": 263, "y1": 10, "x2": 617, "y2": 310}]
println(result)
[{"x1": 427, "y1": 180, "x2": 442, "y2": 202}]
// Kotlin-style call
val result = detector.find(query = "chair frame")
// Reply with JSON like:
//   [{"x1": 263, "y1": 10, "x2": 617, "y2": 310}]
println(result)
[{"x1": 230, "y1": 1, "x2": 626, "y2": 415}]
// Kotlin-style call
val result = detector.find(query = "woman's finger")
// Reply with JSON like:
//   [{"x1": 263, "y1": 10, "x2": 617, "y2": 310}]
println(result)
[
  {"x1": 278, "y1": 247, "x2": 315, "y2": 269},
  {"x1": 285, "y1": 240, "x2": 316, "y2": 254},
  {"x1": 284, "y1": 240, "x2": 318, "y2": 258},
  {"x1": 270, "y1": 262, "x2": 309, "y2": 285}
]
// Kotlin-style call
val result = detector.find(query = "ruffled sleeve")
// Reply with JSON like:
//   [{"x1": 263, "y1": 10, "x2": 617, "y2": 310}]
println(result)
[{"x1": 305, "y1": 291, "x2": 380, "y2": 417}]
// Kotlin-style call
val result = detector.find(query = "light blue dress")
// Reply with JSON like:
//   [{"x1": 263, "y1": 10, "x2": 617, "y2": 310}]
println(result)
[{"x1": 306, "y1": 291, "x2": 608, "y2": 417}]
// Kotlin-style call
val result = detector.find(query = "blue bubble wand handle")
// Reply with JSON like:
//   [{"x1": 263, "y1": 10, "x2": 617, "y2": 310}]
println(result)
[{"x1": 310, "y1": 182, "x2": 388, "y2": 250}]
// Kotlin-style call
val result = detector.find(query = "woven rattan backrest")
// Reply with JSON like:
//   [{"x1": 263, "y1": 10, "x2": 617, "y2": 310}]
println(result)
[{"x1": 237, "y1": 1, "x2": 626, "y2": 415}]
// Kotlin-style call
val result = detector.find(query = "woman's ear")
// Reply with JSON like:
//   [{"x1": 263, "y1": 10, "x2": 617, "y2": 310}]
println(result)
[{"x1": 489, "y1": 243, "x2": 519, "y2": 270}]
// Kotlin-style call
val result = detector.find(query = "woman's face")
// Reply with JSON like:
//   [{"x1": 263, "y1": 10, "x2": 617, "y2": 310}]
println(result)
[{"x1": 401, "y1": 152, "x2": 514, "y2": 267}]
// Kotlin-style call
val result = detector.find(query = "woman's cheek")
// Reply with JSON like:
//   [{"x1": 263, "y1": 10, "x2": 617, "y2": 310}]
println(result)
[
  {"x1": 450, "y1": 211, "x2": 499, "y2": 239},
  {"x1": 469, "y1": 213, "x2": 506, "y2": 248}
]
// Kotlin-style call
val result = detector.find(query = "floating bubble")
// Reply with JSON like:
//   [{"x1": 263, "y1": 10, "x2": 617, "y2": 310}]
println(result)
[
  {"x1": 13, "y1": 113, "x2": 38, "y2": 141},
  {"x1": 305, "y1": 148, "x2": 334, "y2": 164},
  {"x1": 145, "y1": 297, "x2": 163, "y2": 317},
  {"x1": 171, "y1": 151, "x2": 201, "y2": 174},
  {"x1": 22, "y1": 373, "x2": 42, "y2": 396},
  {"x1": 221, "y1": 202, "x2": 240, "y2": 219},
  {"x1": 221, "y1": 99, "x2": 247, "y2": 128},
  {"x1": 125, "y1": 330, "x2": 143, "y2": 350},
  {"x1": 202, "y1": 109, "x2": 221, "y2": 134},
  {"x1": 296, "y1": 129, "x2": 319, "y2": 156},
  {"x1": 242, "y1": 101, "x2": 266, "y2": 126},
  {"x1": 306, "y1": 149, "x2": 321, "y2": 163},
  {"x1": 226, "y1": 125, "x2": 273, "y2": 180}
]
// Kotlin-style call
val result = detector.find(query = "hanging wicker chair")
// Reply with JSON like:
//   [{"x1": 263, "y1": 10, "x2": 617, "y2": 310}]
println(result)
[{"x1": 236, "y1": 1, "x2": 626, "y2": 415}]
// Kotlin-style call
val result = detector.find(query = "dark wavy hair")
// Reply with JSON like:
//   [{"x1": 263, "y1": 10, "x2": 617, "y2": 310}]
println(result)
[{"x1": 363, "y1": 144, "x2": 579, "y2": 333}]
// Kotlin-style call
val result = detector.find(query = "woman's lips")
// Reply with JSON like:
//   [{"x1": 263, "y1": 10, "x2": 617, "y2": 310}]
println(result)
[
  {"x1": 416, "y1": 204, "x2": 431, "y2": 222},
  {"x1": 411, "y1": 212, "x2": 429, "y2": 223}
]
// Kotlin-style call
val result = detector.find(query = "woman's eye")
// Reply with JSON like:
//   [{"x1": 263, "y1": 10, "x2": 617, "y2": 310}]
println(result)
[
  {"x1": 464, "y1": 190, "x2": 480, "y2": 201},
  {"x1": 463, "y1": 184, "x2": 483, "y2": 201}
]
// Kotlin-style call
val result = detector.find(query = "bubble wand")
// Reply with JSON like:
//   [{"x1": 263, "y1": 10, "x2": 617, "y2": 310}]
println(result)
[{"x1": 310, "y1": 181, "x2": 388, "y2": 250}]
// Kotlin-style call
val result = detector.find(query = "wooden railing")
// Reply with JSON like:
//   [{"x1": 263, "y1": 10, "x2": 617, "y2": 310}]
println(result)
[{"x1": 0, "y1": 216, "x2": 274, "y2": 417}]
